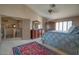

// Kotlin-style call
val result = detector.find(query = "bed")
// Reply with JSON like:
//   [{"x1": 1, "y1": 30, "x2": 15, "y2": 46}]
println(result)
[{"x1": 42, "y1": 26, "x2": 79, "y2": 54}]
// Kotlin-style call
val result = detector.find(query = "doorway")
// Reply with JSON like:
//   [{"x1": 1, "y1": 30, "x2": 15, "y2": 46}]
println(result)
[{"x1": 1, "y1": 16, "x2": 22, "y2": 39}]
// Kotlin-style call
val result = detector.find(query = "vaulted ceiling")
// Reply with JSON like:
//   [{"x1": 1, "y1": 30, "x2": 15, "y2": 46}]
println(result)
[{"x1": 27, "y1": 4, "x2": 79, "y2": 20}]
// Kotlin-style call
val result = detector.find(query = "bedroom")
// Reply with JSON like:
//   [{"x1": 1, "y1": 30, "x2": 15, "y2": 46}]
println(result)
[{"x1": 0, "y1": 4, "x2": 79, "y2": 55}]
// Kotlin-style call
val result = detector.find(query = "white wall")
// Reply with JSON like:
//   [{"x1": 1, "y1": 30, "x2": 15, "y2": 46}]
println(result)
[
  {"x1": 0, "y1": 4, "x2": 39, "y2": 20},
  {"x1": 22, "y1": 19, "x2": 30, "y2": 39},
  {"x1": 0, "y1": 5, "x2": 26, "y2": 18},
  {"x1": 30, "y1": 15, "x2": 43, "y2": 29},
  {"x1": 72, "y1": 16, "x2": 79, "y2": 26}
]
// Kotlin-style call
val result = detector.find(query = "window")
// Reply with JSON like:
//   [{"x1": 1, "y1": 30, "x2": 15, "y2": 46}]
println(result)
[
  {"x1": 55, "y1": 21, "x2": 72, "y2": 32},
  {"x1": 38, "y1": 24, "x2": 42, "y2": 29},
  {"x1": 59, "y1": 22, "x2": 63, "y2": 31}
]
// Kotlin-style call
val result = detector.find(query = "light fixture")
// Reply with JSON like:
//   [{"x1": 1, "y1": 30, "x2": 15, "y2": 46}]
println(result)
[
  {"x1": 13, "y1": 24, "x2": 16, "y2": 28},
  {"x1": 48, "y1": 4, "x2": 56, "y2": 14}
]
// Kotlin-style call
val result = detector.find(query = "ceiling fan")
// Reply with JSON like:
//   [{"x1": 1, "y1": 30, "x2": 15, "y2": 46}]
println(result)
[{"x1": 48, "y1": 4, "x2": 56, "y2": 14}]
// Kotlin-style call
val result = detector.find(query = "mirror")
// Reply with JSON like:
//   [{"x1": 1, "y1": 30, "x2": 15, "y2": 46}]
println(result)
[{"x1": 32, "y1": 20, "x2": 40, "y2": 30}]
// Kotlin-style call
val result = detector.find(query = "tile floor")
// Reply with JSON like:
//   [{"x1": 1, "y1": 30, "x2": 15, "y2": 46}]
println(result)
[{"x1": 0, "y1": 38, "x2": 66, "y2": 55}]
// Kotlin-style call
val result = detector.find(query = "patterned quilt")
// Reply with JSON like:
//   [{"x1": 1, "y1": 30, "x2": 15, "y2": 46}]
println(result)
[{"x1": 42, "y1": 31, "x2": 79, "y2": 54}]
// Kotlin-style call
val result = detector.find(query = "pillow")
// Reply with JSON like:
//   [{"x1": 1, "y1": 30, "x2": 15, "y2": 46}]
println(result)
[
  {"x1": 68, "y1": 25, "x2": 76, "y2": 33},
  {"x1": 71, "y1": 26, "x2": 79, "y2": 34}
]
